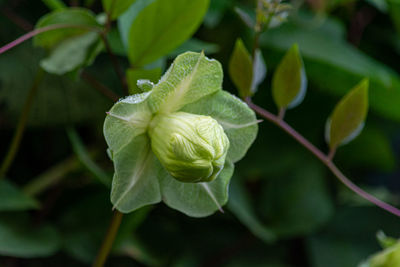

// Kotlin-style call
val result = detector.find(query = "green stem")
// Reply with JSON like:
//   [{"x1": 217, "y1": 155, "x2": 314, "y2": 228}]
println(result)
[
  {"x1": 93, "y1": 210, "x2": 124, "y2": 267},
  {"x1": 0, "y1": 69, "x2": 45, "y2": 178}
]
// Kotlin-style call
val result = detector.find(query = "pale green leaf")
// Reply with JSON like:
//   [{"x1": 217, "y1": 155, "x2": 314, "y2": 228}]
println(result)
[
  {"x1": 102, "y1": 0, "x2": 137, "y2": 19},
  {"x1": 160, "y1": 161, "x2": 234, "y2": 217},
  {"x1": 272, "y1": 43, "x2": 307, "y2": 109},
  {"x1": 0, "y1": 180, "x2": 39, "y2": 211},
  {"x1": 110, "y1": 134, "x2": 162, "y2": 213},
  {"x1": 40, "y1": 31, "x2": 101, "y2": 75},
  {"x1": 126, "y1": 67, "x2": 161, "y2": 94},
  {"x1": 327, "y1": 79, "x2": 369, "y2": 149},
  {"x1": 229, "y1": 38, "x2": 253, "y2": 98},
  {"x1": 34, "y1": 8, "x2": 102, "y2": 49},
  {"x1": 127, "y1": 0, "x2": 210, "y2": 66},
  {"x1": 0, "y1": 215, "x2": 60, "y2": 257},
  {"x1": 148, "y1": 52, "x2": 222, "y2": 114},
  {"x1": 104, "y1": 91, "x2": 152, "y2": 154},
  {"x1": 181, "y1": 90, "x2": 258, "y2": 163}
]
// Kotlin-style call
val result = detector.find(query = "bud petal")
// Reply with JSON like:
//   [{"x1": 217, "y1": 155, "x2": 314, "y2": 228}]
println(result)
[{"x1": 149, "y1": 112, "x2": 230, "y2": 183}]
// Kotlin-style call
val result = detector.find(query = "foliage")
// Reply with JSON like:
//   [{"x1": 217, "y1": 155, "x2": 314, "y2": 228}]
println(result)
[{"x1": 0, "y1": 0, "x2": 400, "y2": 266}]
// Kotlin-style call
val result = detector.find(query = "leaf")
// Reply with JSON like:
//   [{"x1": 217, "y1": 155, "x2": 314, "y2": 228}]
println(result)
[
  {"x1": 0, "y1": 214, "x2": 60, "y2": 258},
  {"x1": 40, "y1": 31, "x2": 102, "y2": 75},
  {"x1": 148, "y1": 52, "x2": 222, "y2": 114},
  {"x1": 126, "y1": 0, "x2": 210, "y2": 66},
  {"x1": 110, "y1": 134, "x2": 162, "y2": 213},
  {"x1": 159, "y1": 161, "x2": 234, "y2": 217},
  {"x1": 227, "y1": 177, "x2": 276, "y2": 243},
  {"x1": 126, "y1": 67, "x2": 161, "y2": 94},
  {"x1": 33, "y1": 8, "x2": 102, "y2": 49},
  {"x1": 102, "y1": 0, "x2": 137, "y2": 19},
  {"x1": 326, "y1": 79, "x2": 369, "y2": 149},
  {"x1": 259, "y1": 160, "x2": 334, "y2": 237},
  {"x1": 181, "y1": 90, "x2": 258, "y2": 163},
  {"x1": 0, "y1": 180, "x2": 39, "y2": 211},
  {"x1": 272, "y1": 43, "x2": 307, "y2": 109},
  {"x1": 229, "y1": 38, "x2": 253, "y2": 98},
  {"x1": 41, "y1": 0, "x2": 67, "y2": 11},
  {"x1": 261, "y1": 16, "x2": 400, "y2": 121}
]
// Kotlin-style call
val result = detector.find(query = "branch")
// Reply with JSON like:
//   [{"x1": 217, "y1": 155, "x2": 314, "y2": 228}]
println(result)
[{"x1": 245, "y1": 98, "x2": 400, "y2": 218}]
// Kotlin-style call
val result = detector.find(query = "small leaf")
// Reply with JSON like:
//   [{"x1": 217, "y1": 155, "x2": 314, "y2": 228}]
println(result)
[
  {"x1": 33, "y1": 8, "x2": 102, "y2": 49},
  {"x1": 229, "y1": 38, "x2": 253, "y2": 98},
  {"x1": 40, "y1": 31, "x2": 101, "y2": 75},
  {"x1": 126, "y1": 67, "x2": 161, "y2": 94},
  {"x1": 102, "y1": 0, "x2": 137, "y2": 19},
  {"x1": 326, "y1": 79, "x2": 369, "y2": 149},
  {"x1": 251, "y1": 49, "x2": 267, "y2": 94},
  {"x1": 272, "y1": 43, "x2": 307, "y2": 109},
  {"x1": 0, "y1": 180, "x2": 39, "y2": 211},
  {"x1": 0, "y1": 214, "x2": 60, "y2": 258},
  {"x1": 125, "y1": 0, "x2": 210, "y2": 66}
]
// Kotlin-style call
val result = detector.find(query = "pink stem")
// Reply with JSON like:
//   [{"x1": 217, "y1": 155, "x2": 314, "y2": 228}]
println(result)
[
  {"x1": 0, "y1": 24, "x2": 98, "y2": 55},
  {"x1": 245, "y1": 98, "x2": 400, "y2": 218}
]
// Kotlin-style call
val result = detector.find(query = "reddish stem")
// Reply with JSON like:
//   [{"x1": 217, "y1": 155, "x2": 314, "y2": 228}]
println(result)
[{"x1": 245, "y1": 98, "x2": 400, "y2": 218}]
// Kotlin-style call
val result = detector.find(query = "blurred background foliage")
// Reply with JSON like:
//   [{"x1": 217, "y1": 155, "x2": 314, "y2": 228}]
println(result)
[{"x1": 0, "y1": 0, "x2": 400, "y2": 266}]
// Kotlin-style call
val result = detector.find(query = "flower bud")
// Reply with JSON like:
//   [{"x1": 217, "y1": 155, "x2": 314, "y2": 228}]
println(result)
[
  {"x1": 149, "y1": 112, "x2": 229, "y2": 183},
  {"x1": 366, "y1": 242, "x2": 400, "y2": 267}
]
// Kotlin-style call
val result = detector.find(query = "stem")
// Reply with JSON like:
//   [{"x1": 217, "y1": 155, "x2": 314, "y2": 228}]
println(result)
[
  {"x1": 100, "y1": 33, "x2": 129, "y2": 96},
  {"x1": 277, "y1": 108, "x2": 286, "y2": 121},
  {"x1": 0, "y1": 69, "x2": 45, "y2": 178},
  {"x1": 81, "y1": 71, "x2": 120, "y2": 102},
  {"x1": 245, "y1": 98, "x2": 400, "y2": 218},
  {"x1": 93, "y1": 210, "x2": 124, "y2": 267},
  {"x1": 0, "y1": 23, "x2": 100, "y2": 55}
]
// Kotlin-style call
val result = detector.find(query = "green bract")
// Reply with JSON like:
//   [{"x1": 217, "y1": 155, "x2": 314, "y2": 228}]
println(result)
[
  {"x1": 104, "y1": 52, "x2": 258, "y2": 217},
  {"x1": 360, "y1": 241, "x2": 400, "y2": 267}
]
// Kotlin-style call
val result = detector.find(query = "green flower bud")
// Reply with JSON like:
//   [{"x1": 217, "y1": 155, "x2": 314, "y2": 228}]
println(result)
[{"x1": 149, "y1": 112, "x2": 229, "y2": 183}]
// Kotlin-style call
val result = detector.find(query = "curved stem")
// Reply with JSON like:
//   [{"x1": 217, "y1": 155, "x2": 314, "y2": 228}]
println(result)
[
  {"x1": 93, "y1": 210, "x2": 124, "y2": 267},
  {"x1": 0, "y1": 24, "x2": 100, "y2": 55},
  {"x1": 245, "y1": 98, "x2": 400, "y2": 218},
  {"x1": 0, "y1": 69, "x2": 45, "y2": 178}
]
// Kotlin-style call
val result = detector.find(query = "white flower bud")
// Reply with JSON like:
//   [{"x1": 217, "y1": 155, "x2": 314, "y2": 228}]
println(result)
[{"x1": 149, "y1": 112, "x2": 229, "y2": 183}]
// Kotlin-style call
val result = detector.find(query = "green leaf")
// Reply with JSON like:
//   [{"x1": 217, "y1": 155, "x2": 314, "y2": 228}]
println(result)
[
  {"x1": 326, "y1": 79, "x2": 369, "y2": 149},
  {"x1": 41, "y1": 0, "x2": 67, "y2": 11},
  {"x1": 261, "y1": 16, "x2": 400, "y2": 121},
  {"x1": 148, "y1": 52, "x2": 222, "y2": 114},
  {"x1": 229, "y1": 38, "x2": 253, "y2": 98},
  {"x1": 0, "y1": 180, "x2": 39, "y2": 211},
  {"x1": 227, "y1": 177, "x2": 276, "y2": 243},
  {"x1": 159, "y1": 161, "x2": 234, "y2": 217},
  {"x1": 181, "y1": 90, "x2": 258, "y2": 163},
  {"x1": 33, "y1": 8, "x2": 102, "y2": 49},
  {"x1": 0, "y1": 214, "x2": 60, "y2": 258},
  {"x1": 272, "y1": 43, "x2": 307, "y2": 109},
  {"x1": 110, "y1": 134, "x2": 162, "y2": 213},
  {"x1": 102, "y1": 0, "x2": 137, "y2": 19},
  {"x1": 126, "y1": 0, "x2": 210, "y2": 66},
  {"x1": 40, "y1": 31, "x2": 102, "y2": 75},
  {"x1": 260, "y1": 161, "x2": 334, "y2": 237},
  {"x1": 126, "y1": 67, "x2": 161, "y2": 94}
]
